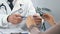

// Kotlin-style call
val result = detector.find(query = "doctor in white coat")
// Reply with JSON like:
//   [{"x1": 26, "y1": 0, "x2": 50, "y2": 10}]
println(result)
[{"x1": 0, "y1": 0, "x2": 43, "y2": 34}]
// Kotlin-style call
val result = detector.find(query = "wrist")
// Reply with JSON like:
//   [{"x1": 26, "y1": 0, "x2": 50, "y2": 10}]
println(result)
[{"x1": 27, "y1": 25, "x2": 38, "y2": 31}]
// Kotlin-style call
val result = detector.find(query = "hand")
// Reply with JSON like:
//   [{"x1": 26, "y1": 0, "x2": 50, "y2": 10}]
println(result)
[
  {"x1": 7, "y1": 14, "x2": 23, "y2": 25},
  {"x1": 26, "y1": 16, "x2": 40, "y2": 32},
  {"x1": 33, "y1": 14, "x2": 42, "y2": 25},
  {"x1": 26, "y1": 16, "x2": 36, "y2": 28},
  {"x1": 42, "y1": 13, "x2": 56, "y2": 26}
]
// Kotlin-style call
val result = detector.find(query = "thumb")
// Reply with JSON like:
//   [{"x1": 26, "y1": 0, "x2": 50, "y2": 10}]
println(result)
[{"x1": 14, "y1": 14, "x2": 22, "y2": 17}]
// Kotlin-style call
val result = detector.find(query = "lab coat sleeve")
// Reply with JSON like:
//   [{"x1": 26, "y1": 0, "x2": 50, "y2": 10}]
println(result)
[
  {"x1": 27, "y1": 0, "x2": 36, "y2": 16},
  {"x1": 0, "y1": 10, "x2": 9, "y2": 28}
]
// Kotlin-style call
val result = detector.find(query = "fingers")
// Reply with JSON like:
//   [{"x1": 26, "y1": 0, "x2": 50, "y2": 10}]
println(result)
[
  {"x1": 33, "y1": 15, "x2": 42, "y2": 25},
  {"x1": 33, "y1": 14, "x2": 40, "y2": 17},
  {"x1": 33, "y1": 14, "x2": 42, "y2": 21},
  {"x1": 42, "y1": 13, "x2": 56, "y2": 26},
  {"x1": 12, "y1": 14, "x2": 22, "y2": 17},
  {"x1": 33, "y1": 16, "x2": 42, "y2": 20},
  {"x1": 26, "y1": 16, "x2": 36, "y2": 28},
  {"x1": 15, "y1": 14, "x2": 22, "y2": 17},
  {"x1": 8, "y1": 14, "x2": 23, "y2": 25},
  {"x1": 42, "y1": 13, "x2": 50, "y2": 19},
  {"x1": 33, "y1": 17, "x2": 42, "y2": 23},
  {"x1": 12, "y1": 14, "x2": 23, "y2": 22},
  {"x1": 42, "y1": 13, "x2": 53, "y2": 20}
]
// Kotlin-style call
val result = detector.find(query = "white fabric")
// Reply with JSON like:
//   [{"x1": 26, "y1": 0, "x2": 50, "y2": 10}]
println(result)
[{"x1": 0, "y1": 0, "x2": 36, "y2": 31}]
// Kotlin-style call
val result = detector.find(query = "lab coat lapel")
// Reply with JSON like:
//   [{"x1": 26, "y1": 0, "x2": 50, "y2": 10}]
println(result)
[{"x1": 2, "y1": 1, "x2": 11, "y2": 14}]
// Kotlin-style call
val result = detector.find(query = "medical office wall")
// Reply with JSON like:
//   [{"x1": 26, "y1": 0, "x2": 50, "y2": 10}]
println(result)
[{"x1": 31, "y1": 0, "x2": 60, "y2": 29}]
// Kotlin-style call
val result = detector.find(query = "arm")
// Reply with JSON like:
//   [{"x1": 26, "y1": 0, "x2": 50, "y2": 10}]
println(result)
[
  {"x1": 0, "y1": 10, "x2": 9, "y2": 28},
  {"x1": 44, "y1": 23, "x2": 60, "y2": 34},
  {"x1": 0, "y1": 1, "x2": 10, "y2": 28},
  {"x1": 0, "y1": 1, "x2": 11, "y2": 28}
]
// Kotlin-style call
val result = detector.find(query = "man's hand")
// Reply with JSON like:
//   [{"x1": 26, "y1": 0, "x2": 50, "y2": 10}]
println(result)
[
  {"x1": 7, "y1": 14, "x2": 23, "y2": 25},
  {"x1": 33, "y1": 14, "x2": 42, "y2": 25},
  {"x1": 42, "y1": 13, "x2": 56, "y2": 26}
]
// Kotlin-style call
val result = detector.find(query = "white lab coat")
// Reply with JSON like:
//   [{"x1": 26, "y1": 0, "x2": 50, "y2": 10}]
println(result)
[{"x1": 0, "y1": 0, "x2": 36, "y2": 34}]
